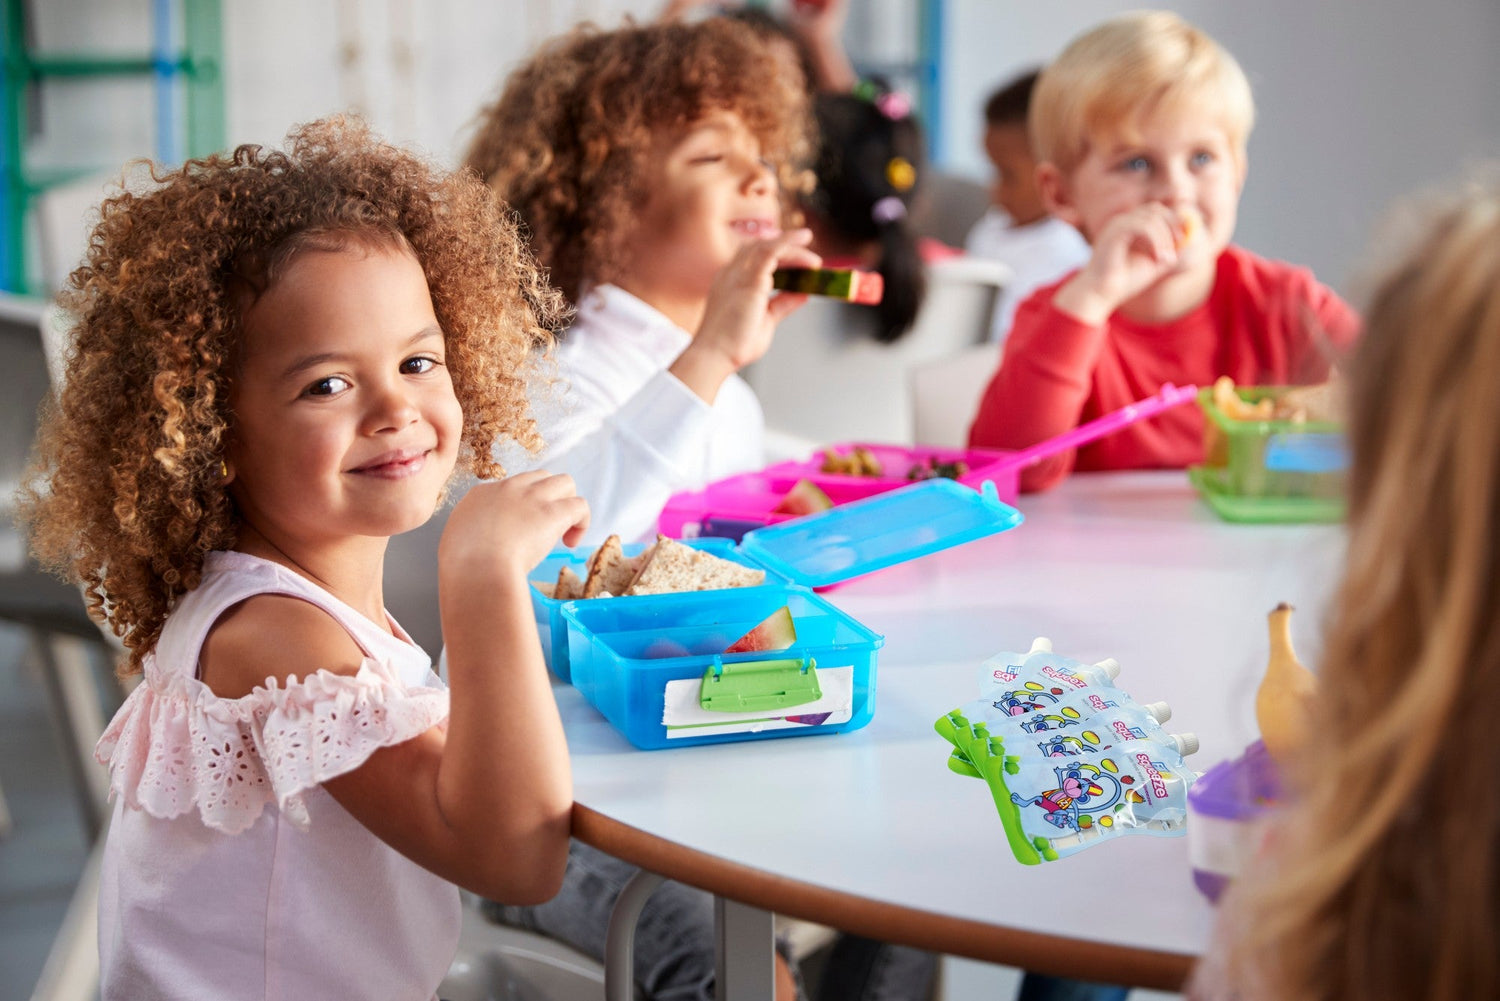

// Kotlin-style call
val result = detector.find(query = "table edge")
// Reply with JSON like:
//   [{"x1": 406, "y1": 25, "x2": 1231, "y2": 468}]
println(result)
[{"x1": 572, "y1": 803, "x2": 1195, "y2": 991}]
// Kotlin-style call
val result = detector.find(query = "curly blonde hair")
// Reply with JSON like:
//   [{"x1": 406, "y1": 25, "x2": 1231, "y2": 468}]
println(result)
[
  {"x1": 1196, "y1": 176, "x2": 1500, "y2": 1000},
  {"x1": 18, "y1": 116, "x2": 566, "y2": 675},
  {"x1": 463, "y1": 17, "x2": 813, "y2": 306}
]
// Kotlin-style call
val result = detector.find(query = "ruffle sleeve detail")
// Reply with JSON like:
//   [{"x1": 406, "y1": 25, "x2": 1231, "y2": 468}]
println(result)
[{"x1": 94, "y1": 659, "x2": 449, "y2": 835}]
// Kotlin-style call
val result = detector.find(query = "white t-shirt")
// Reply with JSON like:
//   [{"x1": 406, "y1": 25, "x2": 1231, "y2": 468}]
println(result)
[
  {"x1": 964, "y1": 209, "x2": 1091, "y2": 345},
  {"x1": 502, "y1": 284, "x2": 765, "y2": 546}
]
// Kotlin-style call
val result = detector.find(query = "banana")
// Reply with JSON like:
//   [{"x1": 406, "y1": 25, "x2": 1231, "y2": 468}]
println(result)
[{"x1": 1255, "y1": 602, "x2": 1318, "y2": 765}]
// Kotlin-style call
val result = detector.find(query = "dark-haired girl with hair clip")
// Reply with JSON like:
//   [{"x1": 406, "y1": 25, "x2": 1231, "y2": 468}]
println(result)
[{"x1": 800, "y1": 84, "x2": 961, "y2": 344}]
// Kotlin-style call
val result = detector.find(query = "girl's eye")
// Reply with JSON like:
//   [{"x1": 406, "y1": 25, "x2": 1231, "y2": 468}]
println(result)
[
  {"x1": 1121, "y1": 156, "x2": 1150, "y2": 173},
  {"x1": 401, "y1": 356, "x2": 439, "y2": 375},
  {"x1": 305, "y1": 375, "x2": 350, "y2": 397}
]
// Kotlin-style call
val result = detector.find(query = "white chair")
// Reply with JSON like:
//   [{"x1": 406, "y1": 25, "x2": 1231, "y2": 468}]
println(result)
[
  {"x1": 0, "y1": 294, "x2": 121, "y2": 843},
  {"x1": 745, "y1": 256, "x2": 1009, "y2": 446},
  {"x1": 2, "y1": 293, "x2": 124, "y2": 1001},
  {"x1": 909, "y1": 171, "x2": 991, "y2": 250},
  {"x1": 909, "y1": 342, "x2": 1003, "y2": 448}
]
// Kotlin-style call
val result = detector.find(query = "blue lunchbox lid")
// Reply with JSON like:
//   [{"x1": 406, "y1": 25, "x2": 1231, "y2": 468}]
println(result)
[{"x1": 735, "y1": 478, "x2": 1023, "y2": 589}]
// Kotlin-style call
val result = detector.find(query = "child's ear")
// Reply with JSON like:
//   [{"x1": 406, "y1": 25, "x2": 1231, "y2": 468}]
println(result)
[{"x1": 1037, "y1": 162, "x2": 1082, "y2": 230}]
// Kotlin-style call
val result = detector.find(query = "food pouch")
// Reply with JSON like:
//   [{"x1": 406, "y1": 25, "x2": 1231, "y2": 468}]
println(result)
[
  {"x1": 966, "y1": 696, "x2": 1178, "y2": 757},
  {"x1": 975, "y1": 644, "x2": 1121, "y2": 697},
  {"x1": 970, "y1": 736, "x2": 1196, "y2": 864},
  {"x1": 935, "y1": 642, "x2": 1122, "y2": 751}
]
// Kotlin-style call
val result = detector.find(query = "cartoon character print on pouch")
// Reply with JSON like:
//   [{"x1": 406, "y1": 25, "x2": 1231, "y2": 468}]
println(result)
[
  {"x1": 1036, "y1": 731, "x2": 1104, "y2": 757},
  {"x1": 1011, "y1": 760, "x2": 1125, "y2": 833},
  {"x1": 991, "y1": 680, "x2": 1065, "y2": 716}
]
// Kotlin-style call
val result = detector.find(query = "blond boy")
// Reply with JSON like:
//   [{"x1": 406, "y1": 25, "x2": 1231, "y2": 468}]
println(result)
[{"x1": 969, "y1": 11, "x2": 1358, "y2": 491}]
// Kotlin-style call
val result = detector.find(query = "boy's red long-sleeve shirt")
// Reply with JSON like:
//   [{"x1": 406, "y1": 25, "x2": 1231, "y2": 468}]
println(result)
[{"x1": 968, "y1": 245, "x2": 1359, "y2": 492}]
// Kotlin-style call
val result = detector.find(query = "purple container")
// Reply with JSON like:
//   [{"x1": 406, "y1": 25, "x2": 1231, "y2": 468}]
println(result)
[{"x1": 1187, "y1": 740, "x2": 1281, "y2": 901}]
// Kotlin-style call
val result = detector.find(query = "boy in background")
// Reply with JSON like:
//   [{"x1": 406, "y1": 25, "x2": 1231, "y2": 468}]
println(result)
[
  {"x1": 964, "y1": 68, "x2": 1090, "y2": 344},
  {"x1": 969, "y1": 12, "x2": 1358, "y2": 492}
]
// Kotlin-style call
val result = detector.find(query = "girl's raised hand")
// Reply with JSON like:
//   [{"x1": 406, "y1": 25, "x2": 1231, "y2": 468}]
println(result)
[
  {"x1": 439, "y1": 471, "x2": 590, "y2": 590},
  {"x1": 1053, "y1": 203, "x2": 1184, "y2": 325},
  {"x1": 670, "y1": 228, "x2": 820, "y2": 403}
]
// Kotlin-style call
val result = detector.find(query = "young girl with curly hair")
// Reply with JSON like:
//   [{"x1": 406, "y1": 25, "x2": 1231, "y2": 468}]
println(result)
[
  {"x1": 1189, "y1": 176, "x2": 1500, "y2": 1001},
  {"x1": 462, "y1": 19, "x2": 935, "y2": 1001},
  {"x1": 464, "y1": 16, "x2": 821, "y2": 548},
  {"x1": 18, "y1": 116, "x2": 589, "y2": 1000}
]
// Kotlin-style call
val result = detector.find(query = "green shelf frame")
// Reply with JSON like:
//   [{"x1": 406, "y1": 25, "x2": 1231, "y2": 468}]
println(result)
[{"x1": 1, "y1": 0, "x2": 224, "y2": 294}]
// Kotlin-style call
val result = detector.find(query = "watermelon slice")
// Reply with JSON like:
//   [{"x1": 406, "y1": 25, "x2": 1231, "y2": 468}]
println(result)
[
  {"x1": 724, "y1": 605, "x2": 797, "y2": 654},
  {"x1": 772, "y1": 478, "x2": 834, "y2": 516}
]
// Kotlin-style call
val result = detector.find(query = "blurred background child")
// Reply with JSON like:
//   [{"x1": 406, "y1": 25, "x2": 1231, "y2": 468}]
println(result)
[
  {"x1": 968, "y1": 11, "x2": 1359, "y2": 492},
  {"x1": 464, "y1": 17, "x2": 819, "y2": 548},
  {"x1": 17, "y1": 117, "x2": 587, "y2": 1000},
  {"x1": 798, "y1": 83, "x2": 940, "y2": 344},
  {"x1": 964, "y1": 68, "x2": 1090, "y2": 345},
  {"x1": 1191, "y1": 175, "x2": 1500, "y2": 1001}
]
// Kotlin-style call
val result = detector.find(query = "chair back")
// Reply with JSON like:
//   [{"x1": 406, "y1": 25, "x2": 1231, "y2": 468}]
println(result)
[
  {"x1": 744, "y1": 256, "x2": 1008, "y2": 445},
  {"x1": 908, "y1": 343, "x2": 1003, "y2": 448},
  {"x1": 0, "y1": 296, "x2": 56, "y2": 525},
  {"x1": 909, "y1": 172, "x2": 991, "y2": 249}
]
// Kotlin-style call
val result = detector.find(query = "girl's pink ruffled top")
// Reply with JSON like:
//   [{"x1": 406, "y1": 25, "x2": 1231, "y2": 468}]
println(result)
[{"x1": 94, "y1": 551, "x2": 460, "y2": 1001}]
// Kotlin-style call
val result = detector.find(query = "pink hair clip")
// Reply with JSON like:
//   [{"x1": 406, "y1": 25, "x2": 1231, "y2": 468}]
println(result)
[{"x1": 875, "y1": 91, "x2": 911, "y2": 121}]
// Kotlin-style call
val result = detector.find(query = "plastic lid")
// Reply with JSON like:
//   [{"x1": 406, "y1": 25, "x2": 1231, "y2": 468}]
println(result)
[
  {"x1": 1094, "y1": 658, "x2": 1121, "y2": 680},
  {"x1": 1141, "y1": 700, "x2": 1172, "y2": 723},
  {"x1": 736, "y1": 478, "x2": 1024, "y2": 589},
  {"x1": 1170, "y1": 732, "x2": 1201, "y2": 756}
]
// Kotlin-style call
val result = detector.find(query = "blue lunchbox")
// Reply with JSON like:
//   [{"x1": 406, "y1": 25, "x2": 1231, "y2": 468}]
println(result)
[{"x1": 530, "y1": 478, "x2": 1024, "y2": 749}]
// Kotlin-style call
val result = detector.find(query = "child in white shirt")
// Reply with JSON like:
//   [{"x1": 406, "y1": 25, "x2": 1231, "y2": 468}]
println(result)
[
  {"x1": 463, "y1": 19, "x2": 936, "y2": 1001},
  {"x1": 465, "y1": 17, "x2": 820, "y2": 547},
  {"x1": 965, "y1": 69, "x2": 1091, "y2": 344}
]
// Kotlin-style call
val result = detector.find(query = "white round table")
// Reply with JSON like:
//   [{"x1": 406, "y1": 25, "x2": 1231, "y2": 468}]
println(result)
[{"x1": 557, "y1": 471, "x2": 1345, "y2": 994}]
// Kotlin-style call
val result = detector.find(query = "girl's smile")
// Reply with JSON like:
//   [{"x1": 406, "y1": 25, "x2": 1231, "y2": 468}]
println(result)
[{"x1": 348, "y1": 446, "x2": 434, "y2": 479}]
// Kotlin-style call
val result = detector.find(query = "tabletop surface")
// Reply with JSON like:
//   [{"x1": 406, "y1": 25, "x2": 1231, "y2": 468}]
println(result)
[{"x1": 554, "y1": 471, "x2": 1345, "y2": 984}]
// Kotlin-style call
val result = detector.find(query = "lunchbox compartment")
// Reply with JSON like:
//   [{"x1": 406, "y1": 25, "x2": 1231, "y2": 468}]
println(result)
[
  {"x1": 563, "y1": 586, "x2": 883, "y2": 750},
  {"x1": 773, "y1": 442, "x2": 1019, "y2": 493},
  {"x1": 657, "y1": 470, "x2": 893, "y2": 539},
  {"x1": 1192, "y1": 386, "x2": 1347, "y2": 522},
  {"x1": 529, "y1": 537, "x2": 782, "y2": 683}
]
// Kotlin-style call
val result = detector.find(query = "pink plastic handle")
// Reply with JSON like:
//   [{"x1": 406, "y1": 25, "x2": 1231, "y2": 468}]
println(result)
[{"x1": 998, "y1": 383, "x2": 1199, "y2": 471}]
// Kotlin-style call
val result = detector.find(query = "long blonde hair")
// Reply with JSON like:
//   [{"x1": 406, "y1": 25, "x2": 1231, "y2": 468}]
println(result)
[{"x1": 1201, "y1": 177, "x2": 1500, "y2": 999}]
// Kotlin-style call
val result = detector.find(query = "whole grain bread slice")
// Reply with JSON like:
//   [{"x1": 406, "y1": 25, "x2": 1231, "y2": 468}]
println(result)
[
  {"x1": 554, "y1": 564, "x2": 585, "y2": 601},
  {"x1": 626, "y1": 535, "x2": 765, "y2": 595},
  {"x1": 583, "y1": 534, "x2": 644, "y2": 598}
]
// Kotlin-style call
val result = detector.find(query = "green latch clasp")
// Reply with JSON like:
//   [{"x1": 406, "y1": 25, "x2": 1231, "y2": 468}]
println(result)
[{"x1": 699, "y1": 655, "x2": 820, "y2": 712}]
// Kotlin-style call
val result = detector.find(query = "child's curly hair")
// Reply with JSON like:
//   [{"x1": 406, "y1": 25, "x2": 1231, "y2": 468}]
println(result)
[
  {"x1": 463, "y1": 17, "x2": 814, "y2": 307},
  {"x1": 18, "y1": 115, "x2": 566, "y2": 676}
]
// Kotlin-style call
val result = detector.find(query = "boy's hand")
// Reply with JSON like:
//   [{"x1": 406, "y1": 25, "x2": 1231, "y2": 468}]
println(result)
[
  {"x1": 670, "y1": 229, "x2": 820, "y2": 403},
  {"x1": 1053, "y1": 203, "x2": 1186, "y2": 325},
  {"x1": 438, "y1": 471, "x2": 590, "y2": 590}
]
